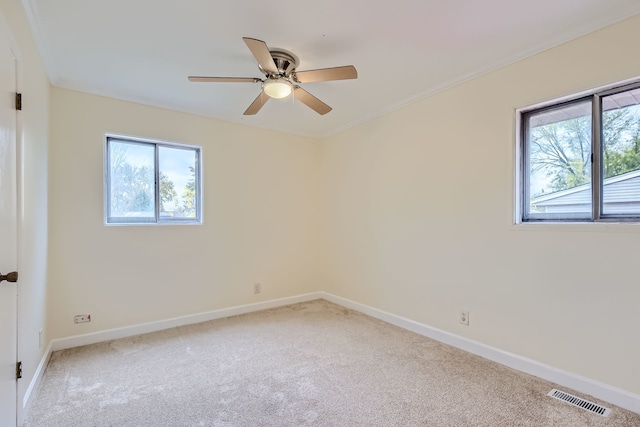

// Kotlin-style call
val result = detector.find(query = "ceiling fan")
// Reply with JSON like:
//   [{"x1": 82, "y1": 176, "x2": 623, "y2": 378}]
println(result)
[{"x1": 188, "y1": 37, "x2": 358, "y2": 116}]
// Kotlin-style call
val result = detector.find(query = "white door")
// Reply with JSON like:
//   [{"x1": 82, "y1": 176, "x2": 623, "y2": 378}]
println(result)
[{"x1": 0, "y1": 16, "x2": 17, "y2": 427}]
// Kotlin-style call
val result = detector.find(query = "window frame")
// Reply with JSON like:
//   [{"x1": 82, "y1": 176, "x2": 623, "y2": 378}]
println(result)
[
  {"x1": 518, "y1": 79, "x2": 640, "y2": 224},
  {"x1": 104, "y1": 134, "x2": 203, "y2": 225}
]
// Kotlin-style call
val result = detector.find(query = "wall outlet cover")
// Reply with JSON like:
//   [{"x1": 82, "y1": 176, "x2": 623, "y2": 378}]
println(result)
[
  {"x1": 74, "y1": 314, "x2": 91, "y2": 323},
  {"x1": 460, "y1": 311, "x2": 469, "y2": 325}
]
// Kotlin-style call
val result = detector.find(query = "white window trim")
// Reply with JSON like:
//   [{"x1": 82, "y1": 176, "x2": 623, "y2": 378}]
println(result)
[{"x1": 104, "y1": 133, "x2": 203, "y2": 226}]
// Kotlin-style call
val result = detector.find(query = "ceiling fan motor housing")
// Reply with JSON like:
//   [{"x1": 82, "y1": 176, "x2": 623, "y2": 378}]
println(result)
[{"x1": 259, "y1": 49, "x2": 299, "y2": 78}]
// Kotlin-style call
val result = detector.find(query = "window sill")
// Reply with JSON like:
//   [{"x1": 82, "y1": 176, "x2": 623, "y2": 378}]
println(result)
[
  {"x1": 509, "y1": 221, "x2": 640, "y2": 233},
  {"x1": 105, "y1": 220, "x2": 202, "y2": 227}
]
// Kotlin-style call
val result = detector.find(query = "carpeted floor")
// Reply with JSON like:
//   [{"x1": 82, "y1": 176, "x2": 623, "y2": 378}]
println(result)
[{"x1": 24, "y1": 299, "x2": 640, "y2": 426}]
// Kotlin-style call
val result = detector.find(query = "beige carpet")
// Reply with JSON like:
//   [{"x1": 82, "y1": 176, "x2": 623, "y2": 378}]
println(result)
[{"x1": 24, "y1": 300, "x2": 640, "y2": 426}]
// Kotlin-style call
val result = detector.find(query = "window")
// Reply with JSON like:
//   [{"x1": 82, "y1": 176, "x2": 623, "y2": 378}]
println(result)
[
  {"x1": 520, "y1": 81, "x2": 640, "y2": 222},
  {"x1": 105, "y1": 135, "x2": 201, "y2": 224}
]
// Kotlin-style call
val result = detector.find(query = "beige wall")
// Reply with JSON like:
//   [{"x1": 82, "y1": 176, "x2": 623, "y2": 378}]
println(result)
[
  {"x1": 0, "y1": 0, "x2": 50, "y2": 421},
  {"x1": 321, "y1": 14, "x2": 640, "y2": 395},
  {"x1": 47, "y1": 88, "x2": 322, "y2": 339}
]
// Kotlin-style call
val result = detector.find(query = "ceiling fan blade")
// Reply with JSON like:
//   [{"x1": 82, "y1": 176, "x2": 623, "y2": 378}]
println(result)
[
  {"x1": 244, "y1": 92, "x2": 269, "y2": 115},
  {"x1": 242, "y1": 37, "x2": 278, "y2": 75},
  {"x1": 188, "y1": 76, "x2": 261, "y2": 83},
  {"x1": 293, "y1": 87, "x2": 332, "y2": 115},
  {"x1": 293, "y1": 65, "x2": 358, "y2": 83}
]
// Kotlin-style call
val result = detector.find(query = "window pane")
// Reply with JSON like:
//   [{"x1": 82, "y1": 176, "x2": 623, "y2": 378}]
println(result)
[
  {"x1": 158, "y1": 146, "x2": 198, "y2": 220},
  {"x1": 108, "y1": 141, "x2": 156, "y2": 222},
  {"x1": 525, "y1": 100, "x2": 592, "y2": 219},
  {"x1": 601, "y1": 88, "x2": 640, "y2": 216}
]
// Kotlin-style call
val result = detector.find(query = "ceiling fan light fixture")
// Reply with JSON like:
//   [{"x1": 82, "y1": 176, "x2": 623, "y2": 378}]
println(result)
[{"x1": 263, "y1": 78, "x2": 293, "y2": 99}]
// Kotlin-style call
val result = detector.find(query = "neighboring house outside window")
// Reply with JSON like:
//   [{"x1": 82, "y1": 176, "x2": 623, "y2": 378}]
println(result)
[
  {"x1": 105, "y1": 135, "x2": 202, "y2": 225},
  {"x1": 530, "y1": 170, "x2": 640, "y2": 215},
  {"x1": 518, "y1": 81, "x2": 640, "y2": 222}
]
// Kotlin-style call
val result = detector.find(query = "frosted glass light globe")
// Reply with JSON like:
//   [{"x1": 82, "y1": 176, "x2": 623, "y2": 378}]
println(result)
[{"x1": 263, "y1": 78, "x2": 293, "y2": 99}]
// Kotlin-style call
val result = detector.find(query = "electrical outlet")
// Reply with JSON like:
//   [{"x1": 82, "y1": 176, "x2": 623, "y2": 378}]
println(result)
[
  {"x1": 254, "y1": 283, "x2": 261, "y2": 294},
  {"x1": 74, "y1": 314, "x2": 91, "y2": 323},
  {"x1": 460, "y1": 311, "x2": 469, "y2": 326}
]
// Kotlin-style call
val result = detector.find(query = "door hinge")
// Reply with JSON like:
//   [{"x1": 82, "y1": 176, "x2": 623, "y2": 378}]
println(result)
[
  {"x1": 15, "y1": 92, "x2": 22, "y2": 111},
  {"x1": 16, "y1": 361, "x2": 22, "y2": 380}
]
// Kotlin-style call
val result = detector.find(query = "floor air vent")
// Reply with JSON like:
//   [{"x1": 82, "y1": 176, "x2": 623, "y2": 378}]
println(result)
[{"x1": 547, "y1": 389, "x2": 611, "y2": 416}]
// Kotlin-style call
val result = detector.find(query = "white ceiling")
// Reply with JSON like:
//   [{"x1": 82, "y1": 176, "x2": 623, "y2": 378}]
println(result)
[{"x1": 22, "y1": 0, "x2": 640, "y2": 138}]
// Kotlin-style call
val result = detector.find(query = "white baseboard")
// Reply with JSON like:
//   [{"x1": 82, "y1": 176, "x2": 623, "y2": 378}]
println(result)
[
  {"x1": 51, "y1": 292, "x2": 323, "y2": 352},
  {"x1": 34, "y1": 291, "x2": 639, "y2": 415},
  {"x1": 320, "y1": 292, "x2": 640, "y2": 415},
  {"x1": 21, "y1": 340, "x2": 53, "y2": 421}
]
